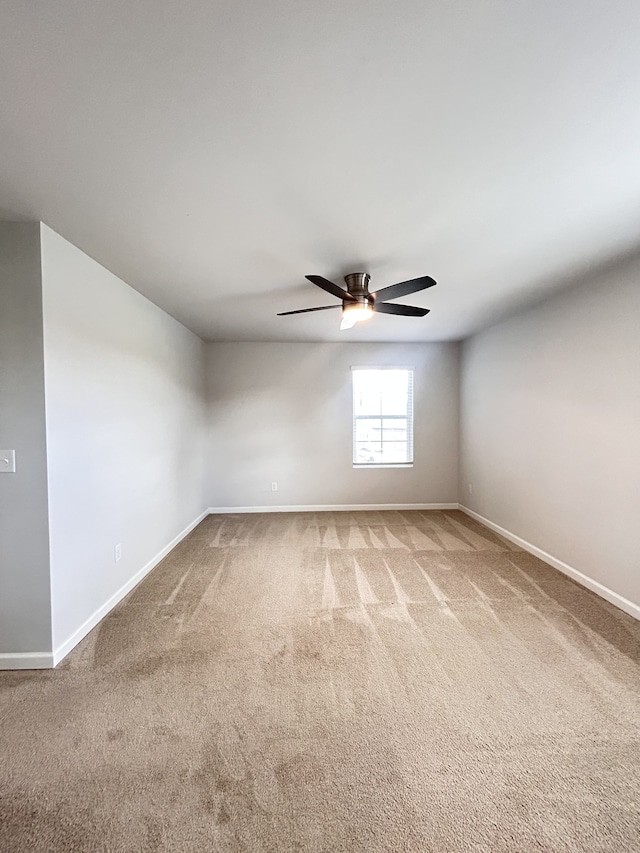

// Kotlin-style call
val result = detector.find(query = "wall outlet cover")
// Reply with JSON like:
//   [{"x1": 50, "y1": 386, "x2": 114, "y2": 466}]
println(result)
[{"x1": 0, "y1": 450, "x2": 16, "y2": 473}]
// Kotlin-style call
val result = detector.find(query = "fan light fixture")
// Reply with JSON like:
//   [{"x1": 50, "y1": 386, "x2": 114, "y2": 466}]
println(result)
[
  {"x1": 277, "y1": 272, "x2": 436, "y2": 327},
  {"x1": 340, "y1": 302, "x2": 374, "y2": 330}
]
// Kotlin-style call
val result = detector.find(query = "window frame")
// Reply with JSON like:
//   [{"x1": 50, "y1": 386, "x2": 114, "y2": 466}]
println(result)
[{"x1": 351, "y1": 366, "x2": 414, "y2": 469}]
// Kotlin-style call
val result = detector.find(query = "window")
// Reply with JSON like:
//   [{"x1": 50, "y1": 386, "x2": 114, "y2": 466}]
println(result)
[{"x1": 352, "y1": 367, "x2": 414, "y2": 467}]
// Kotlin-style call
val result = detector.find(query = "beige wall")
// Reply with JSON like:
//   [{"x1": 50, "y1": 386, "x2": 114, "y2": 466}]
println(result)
[
  {"x1": 0, "y1": 223, "x2": 52, "y2": 659},
  {"x1": 206, "y1": 341, "x2": 459, "y2": 508},
  {"x1": 460, "y1": 253, "x2": 640, "y2": 610}
]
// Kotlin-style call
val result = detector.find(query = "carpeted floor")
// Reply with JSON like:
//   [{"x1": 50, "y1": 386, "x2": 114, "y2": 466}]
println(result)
[{"x1": 1, "y1": 510, "x2": 639, "y2": 852}]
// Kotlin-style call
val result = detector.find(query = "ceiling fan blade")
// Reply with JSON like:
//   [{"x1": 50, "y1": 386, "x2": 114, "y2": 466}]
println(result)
[
  {"x1": 277, "y1": 305, "x2": 342, "y2": 316},
  {"x1": 371, "y1": 275, "x2": 436, "y2": 302},
  {"x1": 306, "y1": 275, "x2": 357, "y2": 301},
  {"x1": 374, "y1": 302, "x2": 430, "y2": 317}
]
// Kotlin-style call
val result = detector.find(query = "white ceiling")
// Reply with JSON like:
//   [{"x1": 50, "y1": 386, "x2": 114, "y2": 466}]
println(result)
[{"x1": 1, "y1": 1, "x2": 640, "y2": 342}]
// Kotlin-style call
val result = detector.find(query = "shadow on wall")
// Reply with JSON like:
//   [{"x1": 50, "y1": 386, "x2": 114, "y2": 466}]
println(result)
[{"x1": 469, "y1": 237, "x2": 640, "y2": 337}]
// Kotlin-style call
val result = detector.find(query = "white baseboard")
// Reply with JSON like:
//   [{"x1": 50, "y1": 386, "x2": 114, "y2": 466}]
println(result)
[
  {"x1": 207, "y1": 503, "x2": 459, "y2": 514},
  {"x1": 458, "y1": 505, "x2": 640, "y2": 622},
  {"x1": 0, "y1": 652, "x2": 54, "y2": 670},
  {"x1": 49, "y1": 509, "x2": 209, "y2": 668}
]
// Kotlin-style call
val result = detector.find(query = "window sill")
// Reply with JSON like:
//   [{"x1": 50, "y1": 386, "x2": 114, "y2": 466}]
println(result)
[{"x1": 353, "y1": 463, "x2": 414, "y2": 469}]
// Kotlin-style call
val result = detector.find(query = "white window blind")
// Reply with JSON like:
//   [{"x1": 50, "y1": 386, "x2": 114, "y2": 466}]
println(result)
[{"x1": 352, "y1": 368, "x2": 414, "y2": 466}]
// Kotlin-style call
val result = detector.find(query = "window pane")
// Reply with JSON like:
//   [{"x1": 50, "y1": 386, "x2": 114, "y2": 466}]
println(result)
[
  {"x1": 381, "y1": 418, "x2": 407, "y2": 442},
  {"x1": 380, "y1": 442, "x2": 409, "y2": 463},
  {"x1": 353, "y1": 371, "x2": 382, "y2": 416},
  {"x1": 355, "y1": 418, "x2": 381, "y2": 443},
  {"x1": 355, "y1": 442, "x2": 382, "y2": 464},
  {"x1": 380, "y1": 370, "x2": 408, "y2": 415},
  {"x1": 381, "y1": 428, "x2": 407, "y2": 442}
]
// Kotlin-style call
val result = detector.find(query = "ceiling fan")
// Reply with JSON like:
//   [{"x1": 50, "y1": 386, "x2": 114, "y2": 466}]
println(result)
[{"x1": 277, "y1": 273, "x2": 436, "y2": 330}]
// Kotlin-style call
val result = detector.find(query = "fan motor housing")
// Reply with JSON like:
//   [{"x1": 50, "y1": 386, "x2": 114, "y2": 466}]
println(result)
[{"x1": 344, "y1": 272, "x2": 373, "y2": 308}]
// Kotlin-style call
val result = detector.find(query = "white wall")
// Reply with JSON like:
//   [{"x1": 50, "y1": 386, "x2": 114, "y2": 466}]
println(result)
[
  {"x1": 460, "y1": 253, "x2": 640, "y2": 611},
  {"x1": 41, "y1": 225, "x2": 208, "y2": 655},
  {"x1": 0, "y1": 223, "x2": 52, "y2": 659},
  {"x1": 206, "y1": 342, "x2": 459, "y2": 508}
]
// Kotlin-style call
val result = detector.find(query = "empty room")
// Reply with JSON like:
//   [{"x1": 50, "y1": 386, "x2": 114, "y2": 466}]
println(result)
[{"x1": 1, "y1": 2, "x2": 639, "y2": 851}]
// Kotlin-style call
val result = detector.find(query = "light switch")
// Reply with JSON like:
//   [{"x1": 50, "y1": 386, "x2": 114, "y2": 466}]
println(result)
[{"x1": 0, "y1": 450, "x2": 16, "y2": 473}]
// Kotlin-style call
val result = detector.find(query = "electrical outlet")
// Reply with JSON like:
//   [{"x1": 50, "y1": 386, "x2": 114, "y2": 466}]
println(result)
[
  {"x1": 114, "y1": 543, "x2": 122, "y2": 562},
  {"x1": 271, "y1": 482, "x2": 278, "y2": 492},
  {"x1": 468, "y1": 483, "x2": 473, "y2": 495}
]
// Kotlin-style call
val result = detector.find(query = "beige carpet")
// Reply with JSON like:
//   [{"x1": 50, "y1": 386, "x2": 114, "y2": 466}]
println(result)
[{"x1": 1, "y1": 510, "x2": 639, "y2": 852}]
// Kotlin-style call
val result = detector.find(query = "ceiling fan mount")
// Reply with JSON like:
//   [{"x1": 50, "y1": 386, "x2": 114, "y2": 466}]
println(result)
[
  {"x1": 344, "y1": 272, "x2": 372, "y2": 296},
  {"x1": 278, "y1": 271, "x2": 436, "y2": 329}
]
